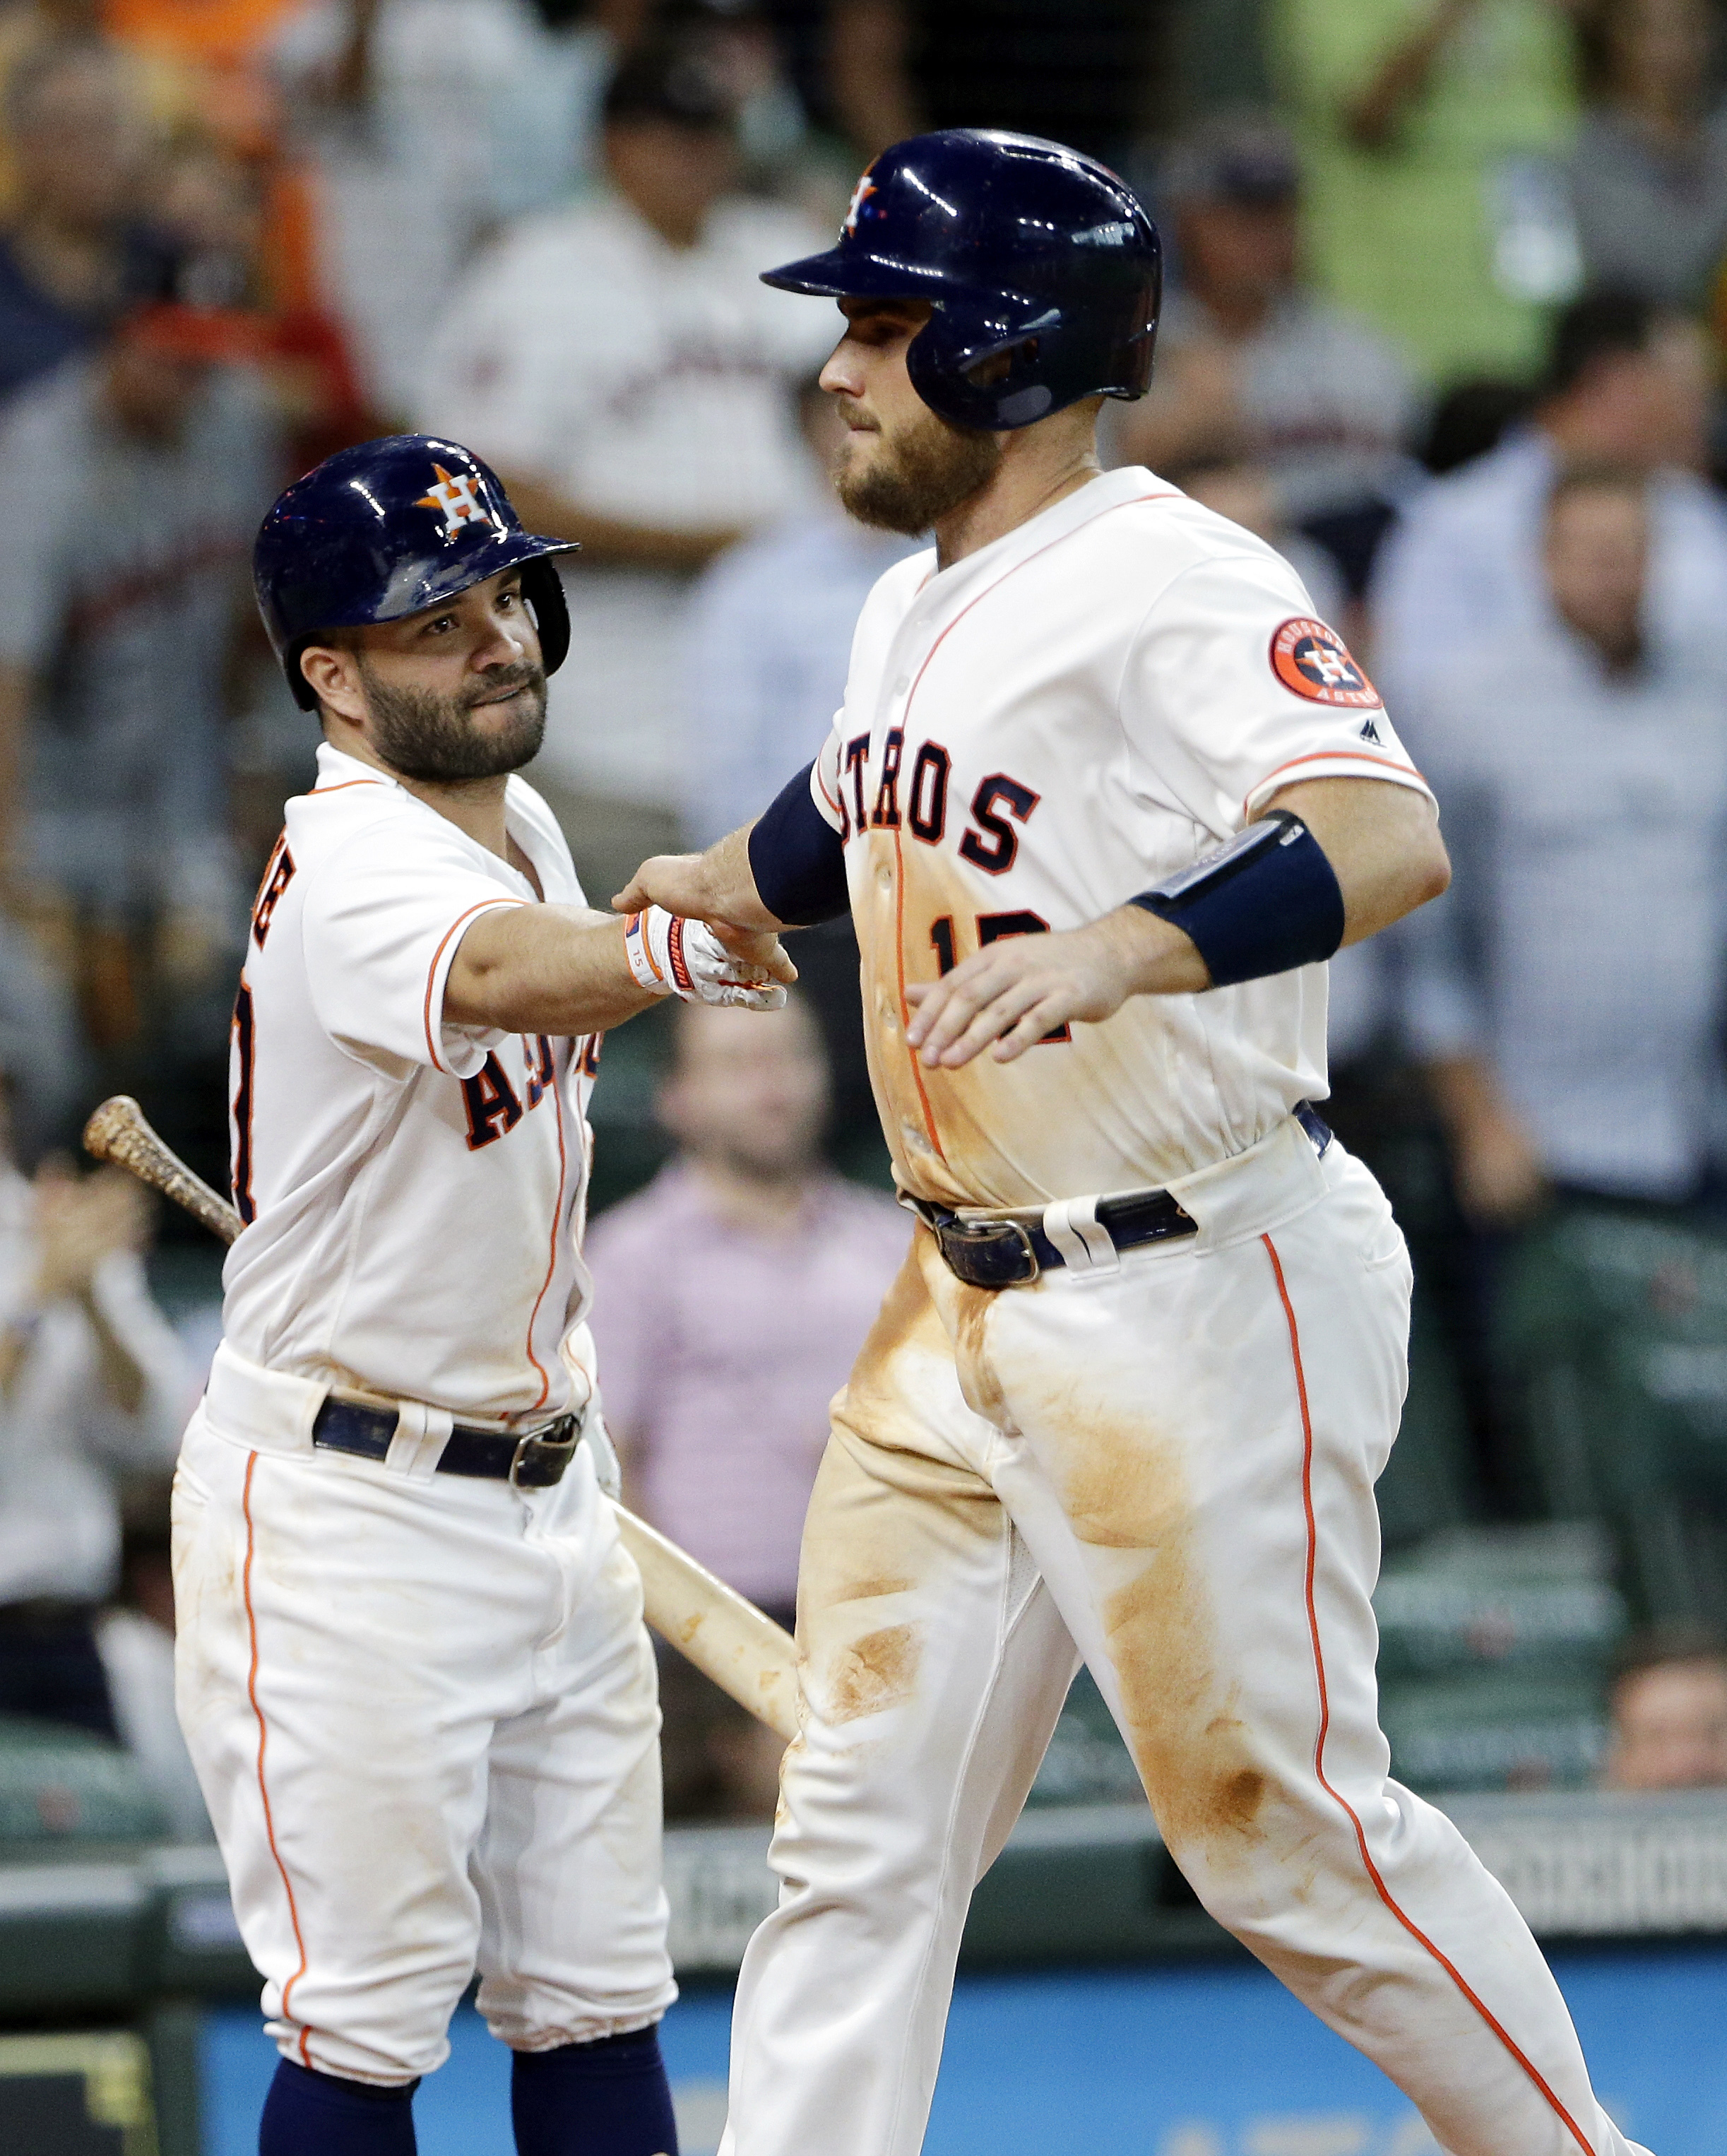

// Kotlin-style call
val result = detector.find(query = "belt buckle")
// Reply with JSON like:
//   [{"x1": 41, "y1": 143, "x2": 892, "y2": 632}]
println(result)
[
  {"x1": 939, "y1": 1217, "x2": 1041, "y2": 1289},
  {"x1": 509, "y1": 1414, "x2": 580, "y2": 1491}
]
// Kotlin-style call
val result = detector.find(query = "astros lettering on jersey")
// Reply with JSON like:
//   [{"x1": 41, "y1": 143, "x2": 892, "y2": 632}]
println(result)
[{"x1": 807, "y1": 464, "x2": 1431, "y2": 1212}]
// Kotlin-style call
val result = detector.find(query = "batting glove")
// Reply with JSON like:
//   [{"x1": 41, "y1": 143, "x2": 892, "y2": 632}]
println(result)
[{"x1": 623, "y1": 906, "x2": 787, "y2": 1011}]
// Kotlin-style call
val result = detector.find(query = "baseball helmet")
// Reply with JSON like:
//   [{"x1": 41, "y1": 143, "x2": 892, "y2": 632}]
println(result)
[
  {"x1": 254, "y1": 435, "x2": 578, "y2": 712},
  {"x1": 761, "y1": 129, "x2": 1161, "y2": 432}
]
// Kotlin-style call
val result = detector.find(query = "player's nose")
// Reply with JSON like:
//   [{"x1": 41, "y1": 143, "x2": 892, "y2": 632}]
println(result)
[
  {"x1": 475, "y1": 607, "x2": 533, "y2": 670},
  {"x1": 819, "y1": 342, "x2": 864, "y2": 399}
]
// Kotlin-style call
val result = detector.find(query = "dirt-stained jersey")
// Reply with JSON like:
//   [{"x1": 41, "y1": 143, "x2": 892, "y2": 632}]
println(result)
[
  {"x1": 810, "y1": 465, "x2": 1434, "y2": 1211},
  {"x1": 221, "y1": 742, "x2": 601, "y2": 1418}
]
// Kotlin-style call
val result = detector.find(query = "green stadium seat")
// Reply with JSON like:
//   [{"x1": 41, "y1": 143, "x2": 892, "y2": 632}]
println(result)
[
  {"x1": 1373, "y1": 1523, "x2": 1627, "y2": 1793},
  {"x1": 0, "y1": 1717, "x2": 166, "y2": 1848}
]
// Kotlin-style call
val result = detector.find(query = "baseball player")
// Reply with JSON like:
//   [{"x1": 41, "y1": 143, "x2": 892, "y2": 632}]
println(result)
[
  {"x1": 172, "y1": 434, "x2": 792, "y2": 2156},
  {"x1": 618, "y1": 134, "x2": 1651, "y2": 2156}
]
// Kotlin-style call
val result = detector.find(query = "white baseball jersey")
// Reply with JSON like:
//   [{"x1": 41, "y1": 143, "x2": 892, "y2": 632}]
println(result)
[
  {"x1": 809, "y1": 463, "x2": 1433, "y2": 1211},
  {"x1": 728, "y1": 476, "x2": 1639, "y2": 2156},
  {"x1": 221, "y1": 742, "x2": 601, "y2": 1421}
]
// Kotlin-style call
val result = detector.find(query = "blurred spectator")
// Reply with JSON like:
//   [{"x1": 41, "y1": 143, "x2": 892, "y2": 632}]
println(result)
[
  {"x1": 586, "y1": 997, "x2": 907, "y2": 1814},
  {"x1": 0, "y1": 36, "x2": 172, "y2": 403},
  {"x1": 0, "y1": 300, "x2": 283, "y2": 1052},
  {"x1": 1372, "y1": 291, "x2": 1723, "y2": 704},
  {"x1": 1418, "y1": 373, "x2": 1533, "y2": 473},
  {"x1": 277, "y1": 0, "x2": 631, "y2": 421},
  {"x1": 0, "y1": 915, "x2": 85, "y2": 1161},
  {"x1": 417, "y1": 35, "x2": 831, "y2": 902},
  {"x1": 1569, "y1": 0, "x2": 1727, "y2": 312},
  {"x1": 95, "y1": 1474, "x2": 209, "y2": 1837},
  {"x1": 1601, "y1": 1623, "x2": 1727, "y2": 1788},
  {"x1": 1399, "y1": 466, "x2": 1727, "y2": 1222},
  {"x1": 825, "y1": 0, "x2": 1169, "y2": 170},
  {"x1": 1270, "y1": 0, "x2": 1581, "y2": 382},
  {"x1": 682, "y1": 375, "x2": 915, "y2": 848},
  {"x1": 0, "y1": 1135, "x2": 193, "y2": 1741},
  {"x1": 1114, "y1": 111, "x2": 1418, "y2": 593}
]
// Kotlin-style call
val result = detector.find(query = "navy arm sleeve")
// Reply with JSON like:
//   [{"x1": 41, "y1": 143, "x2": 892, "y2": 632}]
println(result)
[{"x1": 747, "y1": 763, "x2": 850, "y2": 926}]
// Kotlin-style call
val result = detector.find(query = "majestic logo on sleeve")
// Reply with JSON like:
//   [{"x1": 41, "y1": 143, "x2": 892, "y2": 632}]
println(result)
[
  {"x1": 415, "y1": 464, "x2": 499, "y2": 541},
  {"x1": 1269, "y1": 618, "x2": 1382, "y2": 709}
]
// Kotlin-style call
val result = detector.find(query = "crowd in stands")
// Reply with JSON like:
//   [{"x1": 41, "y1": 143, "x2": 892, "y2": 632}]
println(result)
[{"x1": 7, "y1": 0, "x2": 1727, "y2": 1828}]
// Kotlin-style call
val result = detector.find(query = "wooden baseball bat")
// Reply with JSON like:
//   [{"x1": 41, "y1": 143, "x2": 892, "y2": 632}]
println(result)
[{"x1": 83, "y1": 1094, "x2": 801, "y2": 1742}]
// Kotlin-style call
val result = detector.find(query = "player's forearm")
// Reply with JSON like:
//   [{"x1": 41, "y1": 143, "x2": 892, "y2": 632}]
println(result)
[
  {"x1": 1342, "y1": 0, "x2": 1479, "y2": 148},
  {"x1": 445, "y1": 904, "x2": 660, "y2": 1035},
  {"x1": 1265, "y1": 777, "x2": 1450, "y2": 944},
  {"x1": 612, "y1": 824, "x2": 785, "y2": 933}
]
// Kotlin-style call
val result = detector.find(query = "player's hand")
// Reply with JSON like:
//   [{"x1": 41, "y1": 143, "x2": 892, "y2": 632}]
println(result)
[
  {"x1": 613, "y1": 854, "x2": 721, "y2": 923},
  {"x1": 906, "y1": 916, "x2": 1148, "y2": 1068}
]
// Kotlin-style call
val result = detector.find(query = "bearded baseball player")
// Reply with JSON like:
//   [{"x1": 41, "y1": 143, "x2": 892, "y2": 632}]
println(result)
[
  {"x1": 173, "y1": 435, "x2": 792, "y2": 2156},
  {"x1": 617, "y1": 133, "x2": 1651, "y2": 2156}
]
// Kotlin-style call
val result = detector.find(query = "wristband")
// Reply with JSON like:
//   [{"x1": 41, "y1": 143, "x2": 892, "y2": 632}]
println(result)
[
  {"x1": 622, "y1": 907, "x2": 694, "y2": 998},
  {"x1": 1128, "y1": 812, "x2": 1344, "y2": 988}
]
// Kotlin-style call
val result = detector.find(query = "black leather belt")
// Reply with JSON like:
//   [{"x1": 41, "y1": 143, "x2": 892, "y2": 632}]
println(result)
[
  {"x1": 311, "y1": 1399, "x2": 582, "y2": 1489},
  {"x1": 915, "y1": 1103, "x2": 1332, "y2": 1291}
]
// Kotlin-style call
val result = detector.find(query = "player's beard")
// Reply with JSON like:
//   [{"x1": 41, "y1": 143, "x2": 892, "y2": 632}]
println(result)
[
  {"x1": 356, "y1": 658, "x2": 548, "y2": 783},
  {"x1": 833, "y1": 404, "x2": 1003, "y2": 535}
]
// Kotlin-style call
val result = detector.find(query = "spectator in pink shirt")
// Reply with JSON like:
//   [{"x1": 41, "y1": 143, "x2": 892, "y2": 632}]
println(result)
[{"x1": 586, "y1": 994, "x2": 908, "y2": 1816}]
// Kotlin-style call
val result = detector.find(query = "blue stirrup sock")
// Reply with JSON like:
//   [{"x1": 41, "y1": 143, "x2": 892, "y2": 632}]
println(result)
[
  {"x1": 259, "y1": 2058, "x2": 418, "y2": 2155},
  {"x1": 511, "y1": 2025, "x2": 680, "y2": 2156}
]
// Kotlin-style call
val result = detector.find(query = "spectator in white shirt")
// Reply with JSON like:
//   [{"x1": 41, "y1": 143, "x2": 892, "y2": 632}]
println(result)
[
  {"x1": 0, "y1": 1098, "x2": 194, "y2": 1741},
  {"x1": 1372, "y1": 290, "x2": 1725, "y2": 709},
  {"x1": 1397, "y1": 464, "x2": 1727, "y2": 1223},
  {"x1": 417, "y1": 35, "x2": 832, "y2": 904}
]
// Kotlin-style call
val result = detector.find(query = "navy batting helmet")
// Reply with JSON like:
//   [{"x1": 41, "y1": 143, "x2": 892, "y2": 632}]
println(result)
[
  {"x1": 762, "y1": 130, "x2": 1161, "y2": 432},
  {"x1": 254, "y1": 435, "x2": 578, "y2": 713}
]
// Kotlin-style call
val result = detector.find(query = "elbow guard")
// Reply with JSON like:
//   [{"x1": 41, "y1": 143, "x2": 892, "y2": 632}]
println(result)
[
  {"x1": 1128, "y1": 811, "x2": 1344, "y2": 988},
  {"x1": 747, "y1": 764, "x2": 850, "y2": 927}
]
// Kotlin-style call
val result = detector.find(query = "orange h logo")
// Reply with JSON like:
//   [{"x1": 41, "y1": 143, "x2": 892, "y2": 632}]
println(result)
[{"x1": 415, "y1": 464, "x2": 494, "y2": 540}]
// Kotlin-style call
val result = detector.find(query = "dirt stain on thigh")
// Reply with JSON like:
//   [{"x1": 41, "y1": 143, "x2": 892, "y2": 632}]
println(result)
[
  {"x1": 795, "y1": 1244, "x2": 1002, "y2": 1731},
  {"x1": 1046, "y1": 1402, "x2": 1272, "y2": 1866},
  {"x1": 826, "y1": 1623, "x2": 921, "y2": 1724}
]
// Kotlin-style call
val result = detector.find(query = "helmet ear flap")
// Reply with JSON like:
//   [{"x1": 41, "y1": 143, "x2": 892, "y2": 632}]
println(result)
[
  {"x1": 518, "y1": 556, "x2": 571, "y2": 677},
  {"x1": 906, "y1": 316, "x2": 1056, "y2": 431}
]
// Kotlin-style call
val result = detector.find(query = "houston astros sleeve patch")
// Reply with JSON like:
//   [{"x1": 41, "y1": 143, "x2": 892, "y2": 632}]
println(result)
[{"x1": 1269, "y1": 617, "x2": 1381, "y2": 709}]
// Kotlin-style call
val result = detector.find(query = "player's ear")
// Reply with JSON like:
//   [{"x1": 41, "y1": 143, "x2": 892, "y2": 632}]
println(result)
[{"x1": 299, "y1": 641, "x2": 366, "y2": 725}]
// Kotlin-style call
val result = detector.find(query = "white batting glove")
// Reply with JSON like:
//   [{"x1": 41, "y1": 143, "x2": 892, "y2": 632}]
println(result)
[{"x1": 622, "y1": 906, "x2": 787, "y2": 1012}]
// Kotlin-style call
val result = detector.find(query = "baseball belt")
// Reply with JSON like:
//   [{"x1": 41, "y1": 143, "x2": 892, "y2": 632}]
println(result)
[
  {"x1": 310, "y1": 1397, "x2": 583, "y2": 1489},
  {"x1": 913, "y1": 1102, "x2": 1332, "y2": 1291}
]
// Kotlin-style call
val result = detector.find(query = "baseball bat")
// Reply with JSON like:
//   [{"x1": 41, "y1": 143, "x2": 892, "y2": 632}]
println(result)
[{"x1": 83, "y1": 1094, "x2": 801, "y2": 1742}]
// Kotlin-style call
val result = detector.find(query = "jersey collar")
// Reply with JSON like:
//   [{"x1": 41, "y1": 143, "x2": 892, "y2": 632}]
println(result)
[
  {"x1": 309, "y1": 742, "x2": 550, "y2": 900},
  {"x1": 913, "y1": 465, "x2": 1175, "y2": 614}
]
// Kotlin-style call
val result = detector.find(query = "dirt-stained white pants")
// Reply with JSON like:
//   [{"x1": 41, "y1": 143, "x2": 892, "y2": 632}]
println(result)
[
  {"x1": 173, "y1": 1346, "x2": 677, "y2": 2085},
  {"x1": 720, "y1": 1119, "x2": 1649, "y2": 2156}
]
